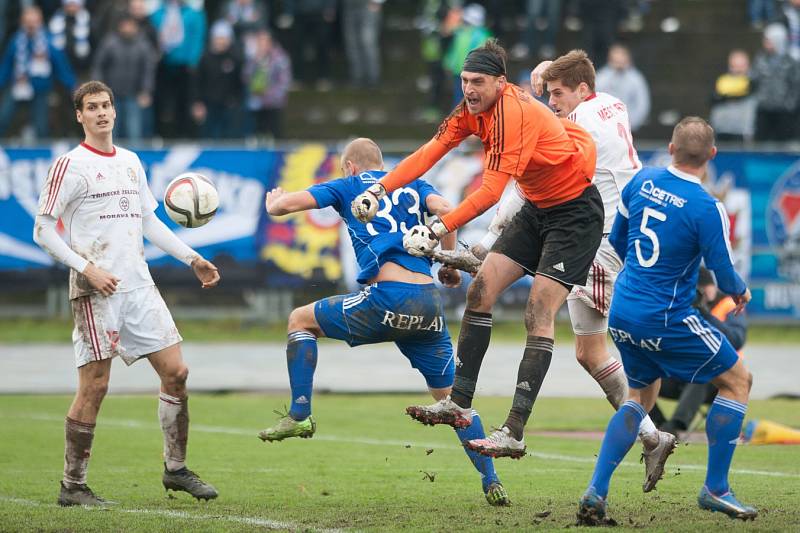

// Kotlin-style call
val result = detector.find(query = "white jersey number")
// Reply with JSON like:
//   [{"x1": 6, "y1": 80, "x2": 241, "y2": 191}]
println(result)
[
  {"x1": 635, "y1": 207, "x2": 667, "y2": 268},
  {"x1": 366, "y1": 187, "x2": 422, "y2": 236}
]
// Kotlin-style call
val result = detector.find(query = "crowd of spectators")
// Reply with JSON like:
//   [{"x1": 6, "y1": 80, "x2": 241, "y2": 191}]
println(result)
[
  {"x1": 1, "y1": 1, "x2": 799, "y2": 142},
  {"x1": 0, "y1": 0, "x2": 299, "y2": 141}
]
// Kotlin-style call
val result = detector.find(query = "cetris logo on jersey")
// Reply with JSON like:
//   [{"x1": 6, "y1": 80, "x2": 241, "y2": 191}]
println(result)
[
  {"x1": 639, "y1": 179, "x2": 687, "y2": 208},
  {"x1": 767, "y1": 159, "x2": 800, "y2": 282}
]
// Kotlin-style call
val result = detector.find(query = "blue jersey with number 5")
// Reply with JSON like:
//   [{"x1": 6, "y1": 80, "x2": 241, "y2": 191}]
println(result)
[
  {"x1": 308, "y1": 170, "x2": 440, "y2": 284},
  {"x1": 609, "y1": 166, "x2": 746, "y2": 327}
]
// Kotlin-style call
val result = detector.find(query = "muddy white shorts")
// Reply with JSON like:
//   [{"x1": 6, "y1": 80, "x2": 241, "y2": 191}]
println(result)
[
  {"x1": 71, "y1": 285, "x2": 182, "y2": 368},
  {"x1": 567, "y1": 238, "x2": 622, "y2": 335}
]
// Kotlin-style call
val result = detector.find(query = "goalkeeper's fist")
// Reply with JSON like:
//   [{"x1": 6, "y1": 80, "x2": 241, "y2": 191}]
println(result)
[{"x1": 351, "y1": 183, "x2": 386, "y2": 223}]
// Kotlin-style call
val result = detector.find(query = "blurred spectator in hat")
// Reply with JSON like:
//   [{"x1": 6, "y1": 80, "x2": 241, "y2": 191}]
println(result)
[
  {"x1": 191, "y1": 19, "x2": 244, "y2": 139},
  {"x1": 751, "y1": 23, "x2": 800, "y2": 141}
]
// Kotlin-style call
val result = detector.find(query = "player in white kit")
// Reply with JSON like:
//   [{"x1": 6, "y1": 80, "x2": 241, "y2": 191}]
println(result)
[
  {"x1": 470, "y1": 51, "x2": 676, "y2": 490},
  {"x1": 33, "y1": 81, "x2": 221, "y2": 506}
]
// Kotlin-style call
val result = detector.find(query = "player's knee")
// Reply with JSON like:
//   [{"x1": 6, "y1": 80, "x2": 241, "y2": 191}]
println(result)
[
  {"x1": 85, "y1": 376, "x2": 109, "y2": 401},
  {"x1": 574, "y1": 345, "x2": 592, "y2": 370},
  {"x1": 287, "y1": 306, "x2": 312, "y2": 332},
  {"x1": 524, "y1": 303, "x2": 552, "y2": 334},
  {"x1": 174, "y1": 364, "x2": 189, "y2": 386},
  {"x1": 163, "y1": 364, "x2": 189, "y2": 389},
  {"x1": 465, "y1": 275, "x2": 490, "y2": 310}
]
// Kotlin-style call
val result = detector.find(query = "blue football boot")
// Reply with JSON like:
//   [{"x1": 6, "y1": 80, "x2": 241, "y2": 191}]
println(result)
[{"x1": 698, "y1": 486, "x2": 757, "y2": 520}]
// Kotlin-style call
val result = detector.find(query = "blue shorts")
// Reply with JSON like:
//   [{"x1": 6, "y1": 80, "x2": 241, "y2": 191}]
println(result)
[
  {"x1": 608, "y1": 311, "x2": 739, "y2": 389},
  {"x1": 314, "y1": 281, "x2": 454, "y2": 389}
]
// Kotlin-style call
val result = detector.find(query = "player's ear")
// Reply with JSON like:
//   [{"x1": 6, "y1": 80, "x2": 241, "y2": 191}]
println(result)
[
  {"x1": 75, "y1": 109, "x2": 83, "y2": 124},
  {"x1": 708, "y1": 146, "x2": 718, "y2": 160},
  {"x1": 667, "y1": 142, "x2": 675, "y2": 156}
]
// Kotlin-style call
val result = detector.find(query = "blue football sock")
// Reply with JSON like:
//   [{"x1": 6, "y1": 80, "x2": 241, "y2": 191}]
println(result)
[
  {"x1": 588, "y1": 400, "x2": 646, "y2": 498},
  {"x1": 454, "y1": 410, "x2": 499, "y2": 491},
  {"x1": 286, "y1": 331, "x2": 318, "y2": 420},
  {"x1": 704, "y1": 396, "x2": 746, "y2": 495}
]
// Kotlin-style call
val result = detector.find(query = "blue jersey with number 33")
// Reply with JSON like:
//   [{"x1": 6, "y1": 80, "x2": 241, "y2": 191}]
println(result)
[
  {"x1": 308, "y1": 170, "x2": 440, "y2": 284},
  {"x1": 609, "y1": 166, "x2": 747, "y2": 327}
]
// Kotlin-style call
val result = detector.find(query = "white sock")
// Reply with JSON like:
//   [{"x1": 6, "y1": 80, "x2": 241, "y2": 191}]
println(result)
[
  {"x1": 159, "y1": 392, "x2": 188, "y2": 472},
  {"x1": 638, "y1": 415, "x2": 659, "y2": 442}
]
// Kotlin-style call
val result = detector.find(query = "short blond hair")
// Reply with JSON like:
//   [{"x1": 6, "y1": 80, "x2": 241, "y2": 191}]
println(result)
[
  {"x1": 671, "y1": 117, "x2": 715, "y2": 167},
  {"x1": 341, "y1": 138, "x2": 383, "y2": 171}
]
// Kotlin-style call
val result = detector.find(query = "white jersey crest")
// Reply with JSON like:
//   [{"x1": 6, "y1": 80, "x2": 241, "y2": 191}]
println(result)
[
  {"x1": 569, "y1": 92, "x2": 642, "y2": 232},
  {"x1": 37, "y1": 143, "x2": 158, "y2": 299}
]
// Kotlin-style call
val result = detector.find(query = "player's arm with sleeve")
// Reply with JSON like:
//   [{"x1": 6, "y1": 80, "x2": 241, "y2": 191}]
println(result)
[
  {"x1": 33, "y1": 159, "x2": 120, "y2": 295},
  {"x1": 438, "y1": 103, "x2": 531, "y2": 232},
  {"x1": 608, "y1": 178, "x2": 632, "y2": 261},
  {"x1": 139, "y1": 168, "x2": 219, "y2": 288},
  {"x1": 351, "y1": 110, "x2": 471, "y2": 223},
  {"x1": 699, "y1": 200, "x2": 749, "y2": 312}
]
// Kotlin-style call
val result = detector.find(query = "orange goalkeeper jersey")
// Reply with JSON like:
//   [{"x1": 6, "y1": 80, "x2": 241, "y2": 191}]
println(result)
[{"x1": 379, "y1": 83, "x2": 597, "y2": 230}]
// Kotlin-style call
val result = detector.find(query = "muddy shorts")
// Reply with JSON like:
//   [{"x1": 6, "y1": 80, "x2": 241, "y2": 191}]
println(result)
[
  {"x1": 71, "y1": 285, "x2": 182, "y2": 368},
  {"x1": 491, "y1": 184, "x2": 604, "y2": 288},
  {"x1": 314, "y1": 281, "x2": 454, "y2": 389}
]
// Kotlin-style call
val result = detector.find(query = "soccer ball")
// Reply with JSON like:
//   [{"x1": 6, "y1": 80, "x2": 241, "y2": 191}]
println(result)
[{"x1": 164, "y1": 173, "x2": 219, "y2": 228}]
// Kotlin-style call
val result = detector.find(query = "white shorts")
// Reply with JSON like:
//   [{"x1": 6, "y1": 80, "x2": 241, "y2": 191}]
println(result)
[
  {"x1": 71, "y1": 285, "x2": 182, "y2": 368},
  {"x1": 567, "y1": 238, "x2": 622, "y2": 335}
]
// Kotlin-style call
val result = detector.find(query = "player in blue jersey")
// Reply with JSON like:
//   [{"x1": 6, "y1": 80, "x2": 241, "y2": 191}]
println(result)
[
  {"x1": 576, "y1": 118, "x2": 756, "y2": 524},
  {"x1": 257, "y1": 138, "x2": 510, "y2": 506}
]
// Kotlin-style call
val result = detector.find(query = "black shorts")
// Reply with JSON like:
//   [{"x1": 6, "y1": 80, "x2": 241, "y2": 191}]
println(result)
[{"x1": 491, "y1": 184, "x2": 604, "y2": 288}]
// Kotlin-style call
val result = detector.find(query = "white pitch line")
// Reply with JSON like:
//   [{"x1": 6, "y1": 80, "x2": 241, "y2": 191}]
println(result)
[
  {"x1": 0, "y1": 496, "x2": 345, "y2": 532},
  {"x1": 9, "y1": 413, "x2": 800, "y2": 479}
]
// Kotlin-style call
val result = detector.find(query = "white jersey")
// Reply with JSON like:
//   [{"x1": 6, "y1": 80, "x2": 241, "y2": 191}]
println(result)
[
  {"x1": 37, "y1": 143, "x2": 158, "y2": 300},
  {"x1": 568, "y1": 92, "x2": 641, "y2": 233}
]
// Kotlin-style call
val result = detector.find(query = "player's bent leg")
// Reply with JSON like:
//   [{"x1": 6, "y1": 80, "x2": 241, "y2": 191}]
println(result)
[
  {"x1": 260, "y1": 304, "x2": 322, "y2": 442},
  {"x1": 59, "y1": 359, "x2": 114, "y2": 507},
  {"x1": 465, "y1": 253, "x2": 525, "y2": 313},
  {"x1": 493, "y1": 276, "x2": 565, "y2": 443},
  {"x1": 449, "y1": 253, "x2": 524, "y2": 411},
  {"x1": 572, "y1": 316, "x2": 672, "y2": 492},
  {"x1": 149, "y1": 344, "x2": 218, "y2": 501},
  {"x1": 698, "y1": 359, "x2": 757, "y2": 520}
]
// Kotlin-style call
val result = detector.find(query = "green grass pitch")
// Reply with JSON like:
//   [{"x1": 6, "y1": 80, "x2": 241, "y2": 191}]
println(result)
[{"x1": 1, "y1": 394, "x2": 799, "y2": 532}]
